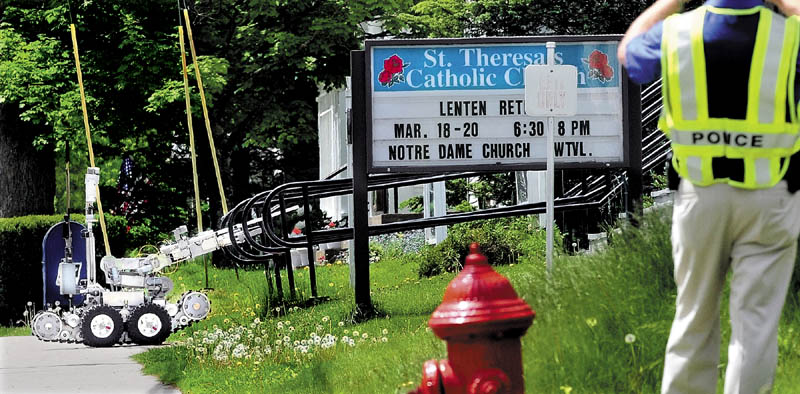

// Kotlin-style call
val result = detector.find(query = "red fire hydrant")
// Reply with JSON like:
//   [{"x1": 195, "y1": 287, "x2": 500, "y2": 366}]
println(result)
[{"x1": 410, "y1": 243, "x2": 535, "y2": 394}]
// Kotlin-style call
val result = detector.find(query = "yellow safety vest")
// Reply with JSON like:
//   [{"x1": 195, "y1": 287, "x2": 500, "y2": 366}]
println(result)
[{"x1": 659, "y1": 5, "x2": 800, "y2": 189}]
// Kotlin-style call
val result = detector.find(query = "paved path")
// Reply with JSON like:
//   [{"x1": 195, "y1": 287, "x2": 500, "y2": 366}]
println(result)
[{"x1": 0, "y1": 336, "x2": 180, "y2": 394}]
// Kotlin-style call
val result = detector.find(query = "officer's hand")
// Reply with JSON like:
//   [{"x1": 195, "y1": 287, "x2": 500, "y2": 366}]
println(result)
[{"x1": 766, "y1": 0, "x2": 800, "y2": 16}]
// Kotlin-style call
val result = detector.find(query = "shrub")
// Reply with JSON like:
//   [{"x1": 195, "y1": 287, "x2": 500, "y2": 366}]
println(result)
[
  {"x1": 416, "y1": 216, "x2": 561, "y2": 277},
  {"x1": 0, "y1": 214, "x2": 135, "y2": 325}
]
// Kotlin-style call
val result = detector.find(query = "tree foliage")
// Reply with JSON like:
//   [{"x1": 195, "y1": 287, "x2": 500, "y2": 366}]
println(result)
[
  {"x1": 1, "y1": 0, "x2": 411, "y2": 237},
  {"x1": 400, "y1": 0, "x2": 652, "y2": 38}
]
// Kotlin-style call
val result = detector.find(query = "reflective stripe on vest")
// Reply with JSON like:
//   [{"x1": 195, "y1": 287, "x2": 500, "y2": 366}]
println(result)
[{"x1": 659, "y1": 6, "x2": 800, "y2": 189}]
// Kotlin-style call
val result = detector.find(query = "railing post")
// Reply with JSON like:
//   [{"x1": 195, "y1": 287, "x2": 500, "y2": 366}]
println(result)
[
  {"x1": 302, "y1": 185, "x2": 318, "y2": 298},
  {"x1": 279, "y1": 194, "x2": 296, "y2": 299}
]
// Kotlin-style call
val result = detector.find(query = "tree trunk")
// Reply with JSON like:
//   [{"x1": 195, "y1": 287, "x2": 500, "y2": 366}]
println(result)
[{"x1": 0, "y1": 103, "x2": 55, "y2": 217}]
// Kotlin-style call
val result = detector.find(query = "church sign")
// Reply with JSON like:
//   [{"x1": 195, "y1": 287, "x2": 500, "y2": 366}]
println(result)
[{"x1": 365, "y1": 36, "x2": 638, "y2": 173}]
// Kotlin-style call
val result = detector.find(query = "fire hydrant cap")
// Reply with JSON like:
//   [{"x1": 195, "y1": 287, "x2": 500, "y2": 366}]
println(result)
[{"x1": 429, "y1": 243, "x2": 535, "y2": 339}]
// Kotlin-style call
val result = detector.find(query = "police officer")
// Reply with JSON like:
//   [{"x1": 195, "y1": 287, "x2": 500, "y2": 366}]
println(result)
[{"x1": 619, "y1": 0, "x2": 800, "y2": 393}]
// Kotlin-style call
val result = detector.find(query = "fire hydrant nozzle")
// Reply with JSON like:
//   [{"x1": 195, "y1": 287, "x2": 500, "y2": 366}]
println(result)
[{"x1": 410, "y1": 243, "x2": 535, "y2": 394}]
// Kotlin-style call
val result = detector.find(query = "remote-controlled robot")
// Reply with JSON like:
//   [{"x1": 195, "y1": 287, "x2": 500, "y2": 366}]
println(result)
[{"x1": 30, "y1": 167, "x2": 257, "y2": 346}]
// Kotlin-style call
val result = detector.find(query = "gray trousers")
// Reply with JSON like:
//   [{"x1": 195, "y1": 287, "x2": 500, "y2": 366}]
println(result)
[{"x1": 662, "y1": 179, "x2": 800, "y2": 394}]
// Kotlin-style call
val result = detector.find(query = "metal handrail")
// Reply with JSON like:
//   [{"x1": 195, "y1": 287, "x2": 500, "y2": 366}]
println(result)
[{"x1": 221, "y1": 81, "x2": 669, "y2": 260}]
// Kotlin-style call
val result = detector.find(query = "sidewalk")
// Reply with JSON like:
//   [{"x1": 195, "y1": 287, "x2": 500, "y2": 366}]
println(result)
[{"x1": 0, "y1": 336, "x2": 179, "y2": 394}]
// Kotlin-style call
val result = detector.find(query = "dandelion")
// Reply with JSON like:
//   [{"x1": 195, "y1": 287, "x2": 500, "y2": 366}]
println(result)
[
  {"x1": 560, "y1": 386, "x2": 573, "y2": 394},
  {"x1": 338, "y1": 321, "x2": 345, "y2": 327},
  {"x1": 283, "y1": 336, "x2": 291, "y2": 343},
  {"x1": 289, "y1": 326, "x2": 295, "y2": 332},
  {"x1": 322, "y1": 316, "x2": 330, "y2": 322},
  {"x1": 381, "y1": 337, "x2": 388, "y2": 343},
  {"x1": 352, "y1": 331, "x2": 359, "y2": 337},
  {"x1": 213, "y1": 345, "x2": 228, "y2": 362},
  {"x1": 232, "y1": 344, "x2": 248, "y2": 358},
  {"x1": 382, "y1": 328, "x2": 388, "y2": 335},
  {"x1": 275, "y1": 339, "x2": 282, "y2": 345},
  {"x1": 255, "y1": 337, "x2": 262, "y2": 344},
  {"x1": 362, "y1": 333, "x2": 368, "y2": 339},
  {"x1": 625, "y1": 334, "x2": 636, "y2": 344},
  {"x1": 277, "y1": 322, "x2": 284, "y2": 329},
  {"x1": 585, "y1": 318, "x2": 598, "y2": 328},
  {"x1": 329, "y1": 282, "x2": 335, "y2": 287},
  {"x1": 264, "y1": 346, "x2": 272, "y2": 355}
]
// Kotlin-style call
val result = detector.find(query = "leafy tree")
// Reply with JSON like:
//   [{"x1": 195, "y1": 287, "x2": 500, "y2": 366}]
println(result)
[
  {"x1": 400, "y1": 0, "x2": 653, "y2": 38},
  {"x1": 1, "y1": 0, "x2": 413, "y2": 240}
]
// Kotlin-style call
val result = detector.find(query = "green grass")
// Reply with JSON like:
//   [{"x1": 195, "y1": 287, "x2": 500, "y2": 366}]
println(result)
[
  {"x1": 135, "y1": 209, "x2": 800, "y2": 393},
  {"x1": 0, "y1": 326, "x2": 30, "y2": 336}
]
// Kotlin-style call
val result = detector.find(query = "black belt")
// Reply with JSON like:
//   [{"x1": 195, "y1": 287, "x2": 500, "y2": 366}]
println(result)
[{"x1": 667, "y1": 152, "x2": 800, "y2": 193}]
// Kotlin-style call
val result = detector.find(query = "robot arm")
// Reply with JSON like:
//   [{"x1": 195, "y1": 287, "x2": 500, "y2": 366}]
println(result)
[
  {"x1": 100, "y1": 253, "x2": 170, "y2": 287},
  {"x1": 159, "y1": 218, "x2": 265, "y2": 264}
]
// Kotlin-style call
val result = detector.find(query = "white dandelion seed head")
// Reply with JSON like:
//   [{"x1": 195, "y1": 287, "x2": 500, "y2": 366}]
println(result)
[{"x1": 625, "y1": 334, "x2": 636, "y2": 344}]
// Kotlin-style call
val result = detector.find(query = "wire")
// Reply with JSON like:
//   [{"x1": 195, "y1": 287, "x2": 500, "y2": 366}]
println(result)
[
  {"x1": 70, "y1": 24, "x2": 112, "y2": 257},
  {"x1": 183, "y1": 9, "x2": 229, "y2": 215}
]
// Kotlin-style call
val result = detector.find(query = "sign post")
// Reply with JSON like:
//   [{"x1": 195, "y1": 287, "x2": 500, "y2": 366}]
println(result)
[{"x1": 523, "y1": 42, "x2": 578, "y2": 274}]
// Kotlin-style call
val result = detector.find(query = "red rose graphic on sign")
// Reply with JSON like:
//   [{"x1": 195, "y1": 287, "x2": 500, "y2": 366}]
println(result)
[
  {"x1": 378, "y1": 54, "x2": 409, "y2": 88},
  {"x1": 582, "y1": 49, "x2": 614, "y2": 83}
]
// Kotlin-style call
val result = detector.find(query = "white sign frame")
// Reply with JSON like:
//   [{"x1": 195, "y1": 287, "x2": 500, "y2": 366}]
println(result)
[{"x1": 364, "y1": 36, "x2": 638, "y2": 174}]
